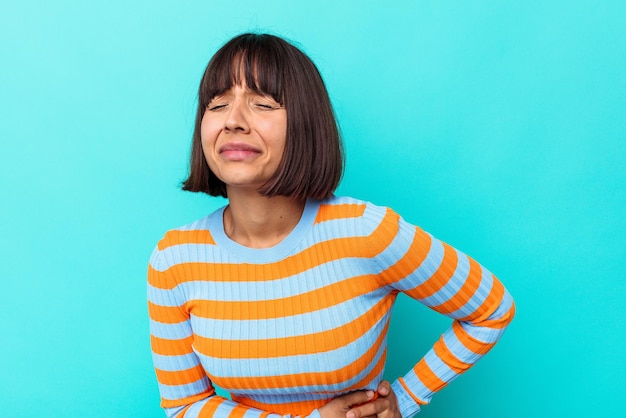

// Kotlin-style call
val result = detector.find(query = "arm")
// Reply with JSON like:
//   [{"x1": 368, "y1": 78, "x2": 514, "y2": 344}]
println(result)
[{"x1": 370, "y1": 208, "x2": 516, "y2": 416}]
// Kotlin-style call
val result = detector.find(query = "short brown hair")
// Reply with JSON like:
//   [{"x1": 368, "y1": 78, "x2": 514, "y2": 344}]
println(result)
[{"x1": 182, "y1": 33, "x2": 344, "y2": 200}]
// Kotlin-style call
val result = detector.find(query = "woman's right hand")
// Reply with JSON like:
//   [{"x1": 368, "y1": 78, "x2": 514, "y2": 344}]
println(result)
[{"x1": 318, "y1": 390, "x2": 376, "y2": 418}]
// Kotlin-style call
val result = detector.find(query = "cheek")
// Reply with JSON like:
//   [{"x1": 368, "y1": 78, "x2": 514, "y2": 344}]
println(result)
[
  {"x1": 266, "y1": 117, "x2": 287, "y2": 151},
  {"x1": 200, "y1": 119, "x2": 219, "y2": 151}
]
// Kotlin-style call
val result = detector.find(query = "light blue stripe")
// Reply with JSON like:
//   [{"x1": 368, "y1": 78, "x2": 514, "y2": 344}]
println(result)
[
  {"x1": 148, "y1": 283, "x2": 185, "y2": 307},
  {"x1": 237, "y1": 391, "x2": 330, "y2": 404},
  {"x1": 242, "y1": 407, "x2": 266, "y2": 418},
  {"x1": 486, "y1": 288, "x2": 515, "y2": 321},
  {"x1": 199, "y1": 312, "x2": 390, "y2": 378},
  {"x1": 421, "y1": 349, "x2": 459, "y2": 384},
  {"x1": 329, "y1": 195, "x2": 363, "y2": 206},
  {"x1": 398, "y1": 367, "x2": 432, "y2": 404},
  {"x1": 190, "y1": 292, "x2": 383, "y2": 340},
  {"x1": 152, "y1": 352, "x2": 201, "y2": 372},
  {"x1": 441, "y1": 327, "x2": 482, "y2": 364},
  {"x1": 183, "y1": 397, "x2": 209, "y2": 418},
  {"x1": 152, "y1": 241, "x2": 372, "y2": 275},
  {"x1": 210, "y1": 399, "x2": 266, "y2": 418},
  {"x1": 150, "y1": 318, "x2": 193, "y2": 340},
  {"x1": 458, "y1": 290, "x2": 515, "y2": 344},
  {"x1": 165, "y1": 404, "x2": 189, "y2": 418},
  {"x1": 444, "y1": 264, "x2": 494, "y2": 319},
  {"x1": 390, "y1": 237, "x2": 445, "y2": 292},
  {"x1": 159, "y1": 376, "x2": 211, "y2": 404},
  {"x1": 414, "y1": 248, "x2": 472, "y2": 307},
  {"x1": 364, "y1": 216, "x2": 416, "y2": 274},
  {"x1": 152, "y1": 243, "x2": 216, "y2": 272},
  {"x1": 225, "y1": 344, "x2": 385, "y2": 398},
  {"x1": 151, "y1": 255, "x2": 382, "y2": 302}
]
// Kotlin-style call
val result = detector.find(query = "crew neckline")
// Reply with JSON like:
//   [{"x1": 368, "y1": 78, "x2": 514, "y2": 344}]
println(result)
[{"x1": 209, "y1": 198, "x2": 321, "y2": 263}]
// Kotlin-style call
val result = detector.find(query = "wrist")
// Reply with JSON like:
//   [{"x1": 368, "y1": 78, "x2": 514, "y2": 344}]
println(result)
[{"x1": 391, "y1": 380, "x2": 421, "y2": 417}]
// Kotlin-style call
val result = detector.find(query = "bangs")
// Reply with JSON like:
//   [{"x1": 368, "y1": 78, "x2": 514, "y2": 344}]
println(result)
[{"x1": 199, "y1": 34, "x2": 286, "y2": 107}]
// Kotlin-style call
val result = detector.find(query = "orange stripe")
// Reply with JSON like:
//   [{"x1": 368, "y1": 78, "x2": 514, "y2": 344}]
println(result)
[
  {"x1": 151, "y1": 334, "x2": 195, "y2": 356},
  {"x1": 451, "y1": 321, "x2": 495, "y2": 355},
  {"x1": 161, "y1": 390, "x2": 216, "y2": 409},
  {"x1": 188, "y1": 272, "x2": 382, "y2": 320},
  {"x1": 314, "y1": 203, "x2": 367, "y2": 224},
  {"x1": 230, "y1": 349, "x2": 387, "y2": 416},
  {"x1": 430, "y1": 257, "x2": 483, "y2": 314},
  {"x1": 198, "y1": 397, "x2": 226, "y2": 416},
  {"x1": 148, "y1": 301, "x2": 187, "y2": 324},
  {"x1": 478, "y1": 301, "x2": 516, "y2": 329},
  {"x1": 150, "y1": 208, "x2": 399, "y2": 290},
  {"x1": 413, "y1": 358, "x2": 447, "y2": 393},
  {"x1": 232, "y1": 395, "x2": 323, "y2": 417},
  {"x1": 458, "y1": 274, "x2": 505, "y2": 323},
  {"x1": 378, "y1": 226, "x2": 432, "y2": 286},
  {"x1": 403, "y1": 241, "x2": 458, "y2": 300},
  {"x1": 343, "y1": 347, "x2": 387, "y2": 392},
  {"x1": 158, "y1": 229, "x2": 216, "y2": 251},
  {"x1": 228, "y1": 404, "x2": 249, "y2": 418},
  {"x1": 212, "y1": 317, "x2": 391, "y2": 389},
  {"x1": 398, "y1": 378, "x2": 427, "y2": 405},
  {"x1": 432, "y1": 336, "x2": 471, "y2": 374},
  {"x1": 195, "y1": 295, "x2": 394, "y2": 358},
  {"x1": 148, "y1": 265, "x2": 181, "y2": 292},
  {"x1": 156, "y1": 364, "x2": 207, "y2": 386}
]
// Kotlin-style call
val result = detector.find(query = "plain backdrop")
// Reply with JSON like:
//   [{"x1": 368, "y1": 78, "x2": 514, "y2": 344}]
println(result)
[{"x1": 1, "y1": 1, "x2": 624, "y2": 417}]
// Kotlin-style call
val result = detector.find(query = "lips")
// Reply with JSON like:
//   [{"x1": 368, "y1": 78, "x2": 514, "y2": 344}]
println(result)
[{"x1": 219, "y1": 142, "x2": 261, "y2": 160}]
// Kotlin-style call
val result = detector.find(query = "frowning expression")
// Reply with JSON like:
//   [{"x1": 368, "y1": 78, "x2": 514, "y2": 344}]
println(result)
[{"x1": 201, "y1": 84, "x2": 287, "y2": 193}]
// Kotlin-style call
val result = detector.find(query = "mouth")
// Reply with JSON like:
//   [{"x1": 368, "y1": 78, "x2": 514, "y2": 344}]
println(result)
[{"x1": 219, "y1": 142, "x2": 261, "y2": 160}]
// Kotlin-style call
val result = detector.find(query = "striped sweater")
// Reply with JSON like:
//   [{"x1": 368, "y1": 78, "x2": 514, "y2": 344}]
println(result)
[{"x1": 148, "y1": 196, "x2": 515, "y2": 418}]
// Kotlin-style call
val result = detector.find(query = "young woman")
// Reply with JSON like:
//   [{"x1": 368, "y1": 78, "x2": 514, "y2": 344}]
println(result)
[{"x1": 148, "y1": 33, "x2": 515, "y2": 418}]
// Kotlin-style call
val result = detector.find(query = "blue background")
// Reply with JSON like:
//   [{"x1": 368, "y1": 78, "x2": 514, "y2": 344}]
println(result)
[{"x1": 1, "y1": 1, "x2": 624, "y2": 417}]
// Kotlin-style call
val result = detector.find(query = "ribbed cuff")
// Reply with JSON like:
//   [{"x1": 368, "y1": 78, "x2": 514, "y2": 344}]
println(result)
[{"x1": 391, "y1": 380, "x2": 421, "y2": 417}]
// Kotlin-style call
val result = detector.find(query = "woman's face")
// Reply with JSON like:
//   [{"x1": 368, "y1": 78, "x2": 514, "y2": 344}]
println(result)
[{"x1": 201, "y1": 83, "x2": 287, "y2": 193}]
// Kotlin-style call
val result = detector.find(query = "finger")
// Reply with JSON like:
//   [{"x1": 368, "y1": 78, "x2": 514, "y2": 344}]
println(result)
[
  {"x1": 347, "y1": 399, "x2": 389, "y2": 418},
  {"x1": 338, "y1": 390, "x2": 375, "y2": 408},
  {"x1": 376, "y1": 380, "x2": 391, "y2": 397}
]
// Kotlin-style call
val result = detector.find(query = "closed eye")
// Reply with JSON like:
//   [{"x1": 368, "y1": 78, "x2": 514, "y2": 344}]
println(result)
[
  {"x1": 207, "y1": 103, "x2": 228, "y2": 111},
  {"x1": 255, "y1": 103, "x2": 278, "y2": 110}
]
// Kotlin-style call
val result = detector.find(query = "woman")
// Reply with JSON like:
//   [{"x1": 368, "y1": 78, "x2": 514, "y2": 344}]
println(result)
[{"x1": 148, "y1": 33, "x2": 515, "y2": 418}]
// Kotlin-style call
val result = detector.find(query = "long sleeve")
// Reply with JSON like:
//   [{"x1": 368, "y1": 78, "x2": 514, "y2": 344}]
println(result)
[{"x1": 369, "y1": 207, "x2": 515, "y2": 416}]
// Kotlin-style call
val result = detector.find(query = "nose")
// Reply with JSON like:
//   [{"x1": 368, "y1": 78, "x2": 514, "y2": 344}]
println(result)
[{"x1": 224, "y1": 98, "x2": 250, "y2": 133}]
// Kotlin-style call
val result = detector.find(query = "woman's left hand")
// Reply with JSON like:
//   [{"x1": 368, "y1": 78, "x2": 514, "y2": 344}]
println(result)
[{"x1": 345, "y1": 381, "x2": 401, "y2": 418}]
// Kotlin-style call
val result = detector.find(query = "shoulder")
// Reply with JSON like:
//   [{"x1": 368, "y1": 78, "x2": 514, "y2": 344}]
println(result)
[
  {"x1": 150, "y1": 207, "x2": 223, "y2": 261},
  {"x1": 315, "y1": 195, "x2": 391, "y2": 222},
  {"x1": 315, "y1": 195, "x2": 407, "y2": 236},
  {"x1": 156, "y1": 216, "x2": 215, "y2": 252}
]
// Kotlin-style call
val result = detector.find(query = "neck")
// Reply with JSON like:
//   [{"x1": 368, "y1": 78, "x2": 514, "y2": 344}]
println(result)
[{"x1": 223, "y1": 189, "x2": 306, "y2": 249}]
